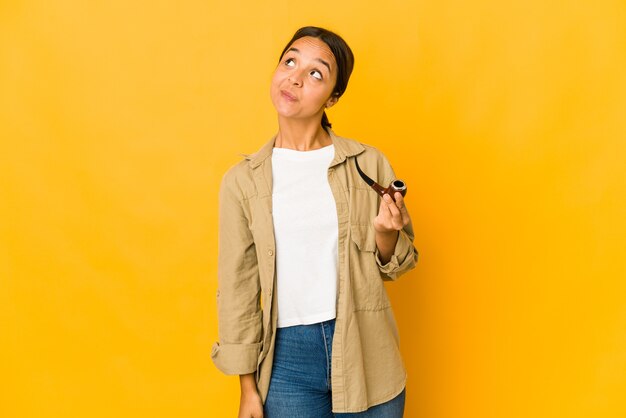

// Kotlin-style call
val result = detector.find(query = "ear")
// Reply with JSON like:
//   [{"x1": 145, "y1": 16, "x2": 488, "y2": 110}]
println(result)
[{"x1": 325, "y1": 93, "x2": 339, "y2": 109}]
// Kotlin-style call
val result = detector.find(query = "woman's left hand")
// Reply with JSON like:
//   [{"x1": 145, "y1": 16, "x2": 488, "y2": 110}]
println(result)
[
  {"x1": 373, "y1": 192, "x2": 411, "y2": 233},
  {"x1": 373, "y1": 192, "x2": 411, "y2": 264}
]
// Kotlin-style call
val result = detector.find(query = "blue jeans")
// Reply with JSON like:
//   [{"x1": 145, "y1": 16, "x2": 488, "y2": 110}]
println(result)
[{"x1": 264, "y1": 319, "x2": 405, "y2": 418}]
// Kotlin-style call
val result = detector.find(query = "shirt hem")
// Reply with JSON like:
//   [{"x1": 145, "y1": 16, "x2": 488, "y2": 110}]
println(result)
[
  {"x1": 331, "y1": 376, "x2": 406, "y2": 414},
  {"x1": 277, "y1": 311, "x2": 337, "y2": 328}
]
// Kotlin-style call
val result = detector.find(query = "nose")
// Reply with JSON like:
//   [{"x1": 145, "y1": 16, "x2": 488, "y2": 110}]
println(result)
[{"x1": 288, "y1": 70, "x2": 304, "y2": 86}]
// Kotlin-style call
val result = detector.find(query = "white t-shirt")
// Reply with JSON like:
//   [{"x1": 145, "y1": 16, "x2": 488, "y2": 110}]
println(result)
[{"x1": 271, "y1": 144, "x2": 339, "y2": 328}]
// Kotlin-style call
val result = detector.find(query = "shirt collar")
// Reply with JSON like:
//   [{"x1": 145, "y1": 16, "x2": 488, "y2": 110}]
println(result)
[{"x1": 244, "y1": 128, "x2": 365, "y2": 169}]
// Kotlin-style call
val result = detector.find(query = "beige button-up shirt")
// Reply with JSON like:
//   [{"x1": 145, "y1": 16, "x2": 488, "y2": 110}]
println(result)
[{"x1": 212, "y1": 130, "x2": 418, "y2": 413}]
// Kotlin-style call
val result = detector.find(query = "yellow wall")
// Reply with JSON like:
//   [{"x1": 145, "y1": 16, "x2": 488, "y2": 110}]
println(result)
[{"x1": 1, "y1": 1, "x2": 625, "y2": 417}]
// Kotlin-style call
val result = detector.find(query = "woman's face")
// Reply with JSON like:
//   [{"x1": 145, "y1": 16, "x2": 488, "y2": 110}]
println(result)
[{"x1": 270, "y1": 36, "x2": 339, "y2": 124}]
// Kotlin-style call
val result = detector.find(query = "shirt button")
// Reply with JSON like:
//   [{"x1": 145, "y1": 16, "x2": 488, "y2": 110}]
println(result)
[{"x1": 268, "y1": 249, "x2": 274, "y2": 256}]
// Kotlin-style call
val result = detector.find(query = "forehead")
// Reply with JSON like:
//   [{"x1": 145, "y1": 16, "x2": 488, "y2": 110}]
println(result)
[{"x1": 286, "y1": 36, "x2": 336, "y2": 68}]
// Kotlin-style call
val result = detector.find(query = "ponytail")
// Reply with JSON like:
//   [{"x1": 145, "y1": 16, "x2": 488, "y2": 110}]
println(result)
[{"x1": 321, "y1": 111, "x2": 332, "y2": 129}]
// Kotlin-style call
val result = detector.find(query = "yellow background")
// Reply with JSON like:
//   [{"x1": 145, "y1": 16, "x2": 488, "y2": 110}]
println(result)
[{"x1": 1, "y1": 1, "x2": 625, "y2": 417}]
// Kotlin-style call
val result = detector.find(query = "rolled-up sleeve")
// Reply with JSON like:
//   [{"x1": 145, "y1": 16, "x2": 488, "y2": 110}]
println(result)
[
  {"x1": 375, "y1": 223, "x2": 418, "y2": 280},
  {"x1": 211, "y1": 170, "x2": 262, "y2": 375}
]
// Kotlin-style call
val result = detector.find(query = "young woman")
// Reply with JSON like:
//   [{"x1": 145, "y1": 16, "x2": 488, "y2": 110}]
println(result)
[{"x1": 212, "y1": 26, "x2": 418, "y2": 418}]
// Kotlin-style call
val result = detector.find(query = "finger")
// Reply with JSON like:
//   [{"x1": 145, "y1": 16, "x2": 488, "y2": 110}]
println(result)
[
  {"x1": 383, "y1": 194, "x2": 404, "y2": 229},
  {"x1": 383, "y1": 194, "x2": 400, "y2": 217},
  {"x1": 376, "y1": 195, "x2": 398, "y2": 224},
  {"x1": 378, "y1": 196, "x2": 390, "y2": 215},
  {"x1": 395, "y1": 192, "x2": 410, "y2": 214},
  {"x1": 380, "y1": 194, "x2": 395, "y2": 214},
  {"x1": 380, "y1": 195, "x2": 388, "y2": 209},
  {"x1": 393, "y1": 192, "x2": 412, "y2": 225},
  {"x1": 378, "y1": 196, "x2": 393, "y2": 222},
  {"x1": 394, "y1": 192, "x2": 405, "y2": 209}
]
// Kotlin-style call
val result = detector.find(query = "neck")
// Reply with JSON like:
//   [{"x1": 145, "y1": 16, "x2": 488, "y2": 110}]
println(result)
[{"x1": 275, "y1": 116, "x2": 332, "y2": 151}]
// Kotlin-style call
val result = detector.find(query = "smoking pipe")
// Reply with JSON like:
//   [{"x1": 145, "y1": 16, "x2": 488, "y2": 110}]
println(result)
[{"x1": 354, "y1": 157, "x2": 407, "y2": 200}]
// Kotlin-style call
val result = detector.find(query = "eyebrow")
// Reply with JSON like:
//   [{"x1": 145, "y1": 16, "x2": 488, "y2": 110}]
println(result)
[{"x1": 286, "y1": 47, "x2": 332, "y2": 73}]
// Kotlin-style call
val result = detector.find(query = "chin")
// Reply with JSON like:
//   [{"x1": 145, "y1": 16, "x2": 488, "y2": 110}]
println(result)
[{"x1": 274, "y1": 103, "x2": 302, "y2": 118}]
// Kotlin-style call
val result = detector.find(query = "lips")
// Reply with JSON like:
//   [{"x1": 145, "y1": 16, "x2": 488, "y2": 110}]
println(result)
[{"x1": 280, "y1": 90, "x2": 298, "y2": 102}]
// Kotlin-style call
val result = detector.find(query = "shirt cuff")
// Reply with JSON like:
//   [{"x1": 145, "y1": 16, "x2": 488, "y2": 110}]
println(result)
[
  {"x1": 211, "y1": 341, "x2": 262, "y2": 375},
  {"x1": 375, "y1": 229, "x2": 415, "y2": 280}
]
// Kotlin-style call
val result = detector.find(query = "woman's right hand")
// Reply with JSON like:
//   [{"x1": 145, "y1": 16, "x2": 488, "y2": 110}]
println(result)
[
  {"x1": 238, "y1": 390, "x2": 264, "y2": 418},
  {"x1": 238, "y1": 373, "x2": 264, "y2": 418}
]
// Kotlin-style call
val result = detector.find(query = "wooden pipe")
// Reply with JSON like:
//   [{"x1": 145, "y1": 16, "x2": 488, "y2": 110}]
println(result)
[{"x1": 354, "y1": 157, "x2": 407, "y2": 200}]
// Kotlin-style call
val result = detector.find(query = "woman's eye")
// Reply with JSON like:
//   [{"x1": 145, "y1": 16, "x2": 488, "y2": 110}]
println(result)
[
  {"x1": 285, "y1": 58, "x2": 295, "y2": 66},
  {"x1": 311, "y1": 70, "x2": 322, "y2": 80}
]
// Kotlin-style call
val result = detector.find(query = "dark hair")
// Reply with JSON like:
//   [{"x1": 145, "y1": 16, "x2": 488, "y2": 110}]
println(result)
[{"x1": 278, "y1": 26, "x2": 355, "y2": 130}]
